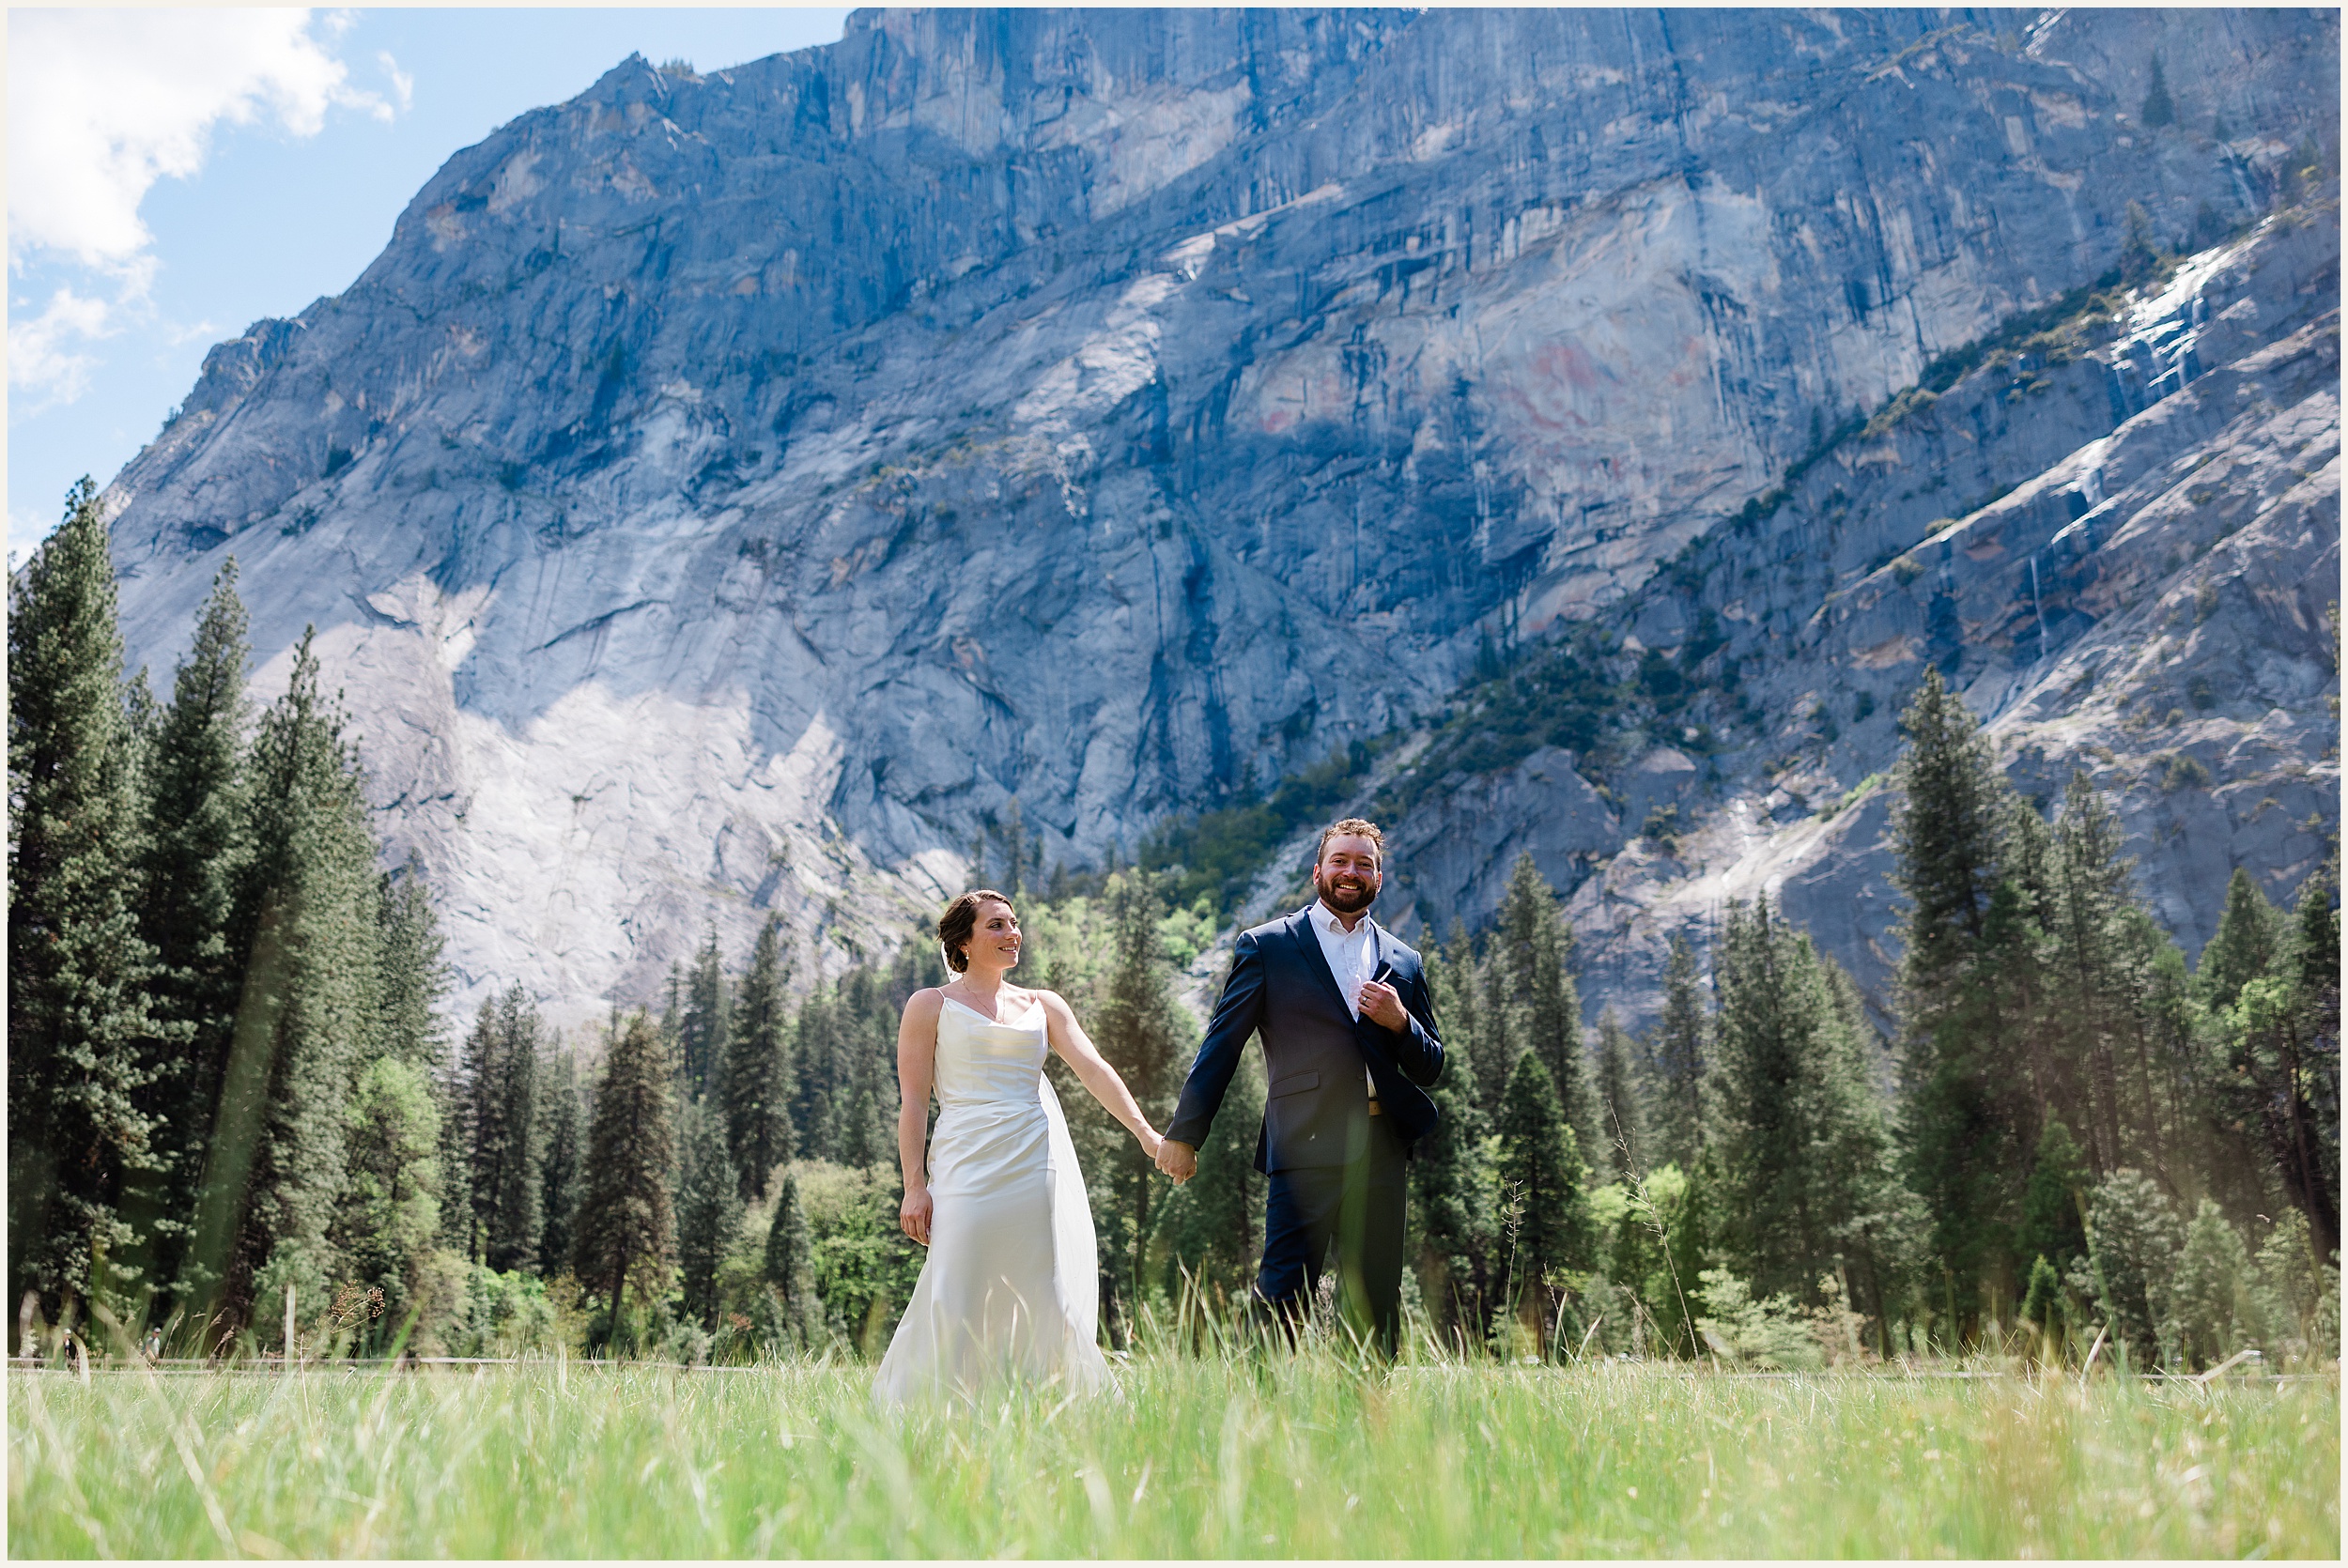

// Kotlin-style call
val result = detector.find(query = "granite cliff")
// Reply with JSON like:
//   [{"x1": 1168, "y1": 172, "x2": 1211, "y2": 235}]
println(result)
[
  {"x1": 1373, "y1": 209, "x2": 2340, "y2": 1029},
  {"x1": 100, "y1": 8, "x2": 2339, "y2": 1025}
]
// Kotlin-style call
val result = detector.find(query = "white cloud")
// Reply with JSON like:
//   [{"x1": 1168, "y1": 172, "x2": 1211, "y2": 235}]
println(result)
[
  {"x1": 8, "y1": 284, "x2": 118, "y2": 411},
  {"x1": 6, "y1": 9, "x2": 392, "y2": 410},
  {"x1": 8, "y1": 8, "x2": 385, "y2": 267},
  {"x1": 379, "y1": 50, "x2": 414, "y2": 115}
]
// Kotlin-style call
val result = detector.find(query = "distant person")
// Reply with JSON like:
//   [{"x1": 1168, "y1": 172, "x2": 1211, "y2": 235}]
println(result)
[
  {"x1": 873, "y1": 889, "x2": 1165, "y2": 1406},
  {"x1": 1158, "y1": 818, "x2": 1444, "y2": 1358}
]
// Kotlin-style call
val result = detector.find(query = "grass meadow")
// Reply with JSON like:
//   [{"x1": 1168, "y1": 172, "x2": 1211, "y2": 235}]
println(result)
[{"x1": 10, "y1": 1347, "x2": 2338, "y2": 1560}]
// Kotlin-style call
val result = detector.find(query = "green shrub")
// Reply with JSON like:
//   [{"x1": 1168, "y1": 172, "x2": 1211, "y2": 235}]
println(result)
[
  {"x1": 2251, "y1": 1209, "x2": 2339, "y2": 1368},
  {"x1": 2021, "y1": 1254, "x2": 2065, "y2": 1346},
  {"x1": 1589, "y1": 1166, "x2": 1710, "y2": 1359},
  {"x1": 1815, "y1": 772, "x2": 1885, "y2": 822},
  {"x1": 1692, "y1": 1268, "x2": 1820, "y2": 1370},
  {"x1": 2162, "y1": 753, "x2": 2212, "y2": 792},
  {"x1": 445, "y1": 1267, "x2": 559, "y2": 1358},
  {"x1": 2086, "y1": 1168, "x2": 2184, "y2": 1368},
  {"x1": 1908, "y1": 273, "x2": 2124, "y2": 398},
  {"x1": 1142, "y1": 742, "x2": 1376, "y2": 918},
  {"x1": 793, "y1": 1160, "x2": 922, "y2": 1357},
  {"x1": 2170, "y1": 1199, "x2": 2266, "y2": 1370},
  {"x1": 1379, "y1": 632, "x2": 1630, "y2": 814}
]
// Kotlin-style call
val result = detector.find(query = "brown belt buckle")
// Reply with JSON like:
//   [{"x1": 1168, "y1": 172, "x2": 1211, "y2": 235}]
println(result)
[{"x1": 1367, "y1": 1099, "x2": 1383, "y2": 1115}]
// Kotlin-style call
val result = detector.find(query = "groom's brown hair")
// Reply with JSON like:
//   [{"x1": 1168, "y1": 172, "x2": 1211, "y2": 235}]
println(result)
[{"x1": 1316, "y1": 817, "x2": 1384, "y2": 866}]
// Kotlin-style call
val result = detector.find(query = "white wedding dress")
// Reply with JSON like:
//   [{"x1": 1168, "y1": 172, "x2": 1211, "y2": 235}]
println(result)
[{"x1": 873, "y1": 994, "x2": 1115, "y2": 1406}]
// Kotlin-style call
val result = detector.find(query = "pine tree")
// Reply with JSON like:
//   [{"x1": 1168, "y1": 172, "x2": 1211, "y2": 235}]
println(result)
[
  {"x1": 1711, "y1": 898, "x2": 1911, "y2": 1320},
  {"x1": 1089, "y1": 870, "x2": 1189, "y2": 1342},
  {"x1": 2201, "y1": 869, "x2": 2289, "y2": 1014},
  {"x1": 836, "y1": 1043, "x2": 894, "y2": 1169},
  {"x1": 1815, "y1": 956, "x2": 1923, "y2": 1341},
  {"x1": 2047, "y1": 773, "x2": 2147, "y2": 1176},
  {"x1": 490, "y1": 996, "x2": 541, "y2": 1273},
  {"x1": 2283, "y1": 863, "x2": 2340, "y2": 1253},
  {"x1": 1892, "y1": 668, "x2": 2009, "y2": 1007},
  {"x1": 1614, "y1": 1160, "x2": 1711, "y2": 1360},
  {"x1": 760, "y1": 1169, "x2": 822, "y2": 1349},
  {"x1": 1473, "y1": 941, "x2": 1516, "y2": 1115},
  {"x1": 658, "y1": 961, "x2": 686, "y2": 1047},
  {"x1": 432, "y1": 1016, "x2": 475, "y2": 1257},
  {"x1": 536, "y1": 1039, "x2": 584, "y2": 1275},
  {"x1": 375, "y1": 855, "x2": 448, "y2": 1071},
  {"x1": 2208, "y1": 864, "x2": 2341, "y2": 1259},
  {"x1": 719, "y1": 914, "x2": 796, "y2": 1201},
  {"x1": 1494, "y1": 1049, "x2": 1594, "y2": 1341},
  {"x1": 572, "y1": 1012, "x2": 678, "y2": 1335},
  {"x1": 674, "y1": 1099, "x2": 742, "y2": 1332},
  {"x1": 1891, "y1": 668, "x2": 2028, "y2": 1338},
  {"x1": 1644, "y1": 932, "x2": 1709, "y2": 1172},
  {"x1": 1491, "y1": 853, "x2": 1599, "y2": 1156},
  {"x1": 1593, "y1": 1009, "x2": 1645, "y2": 1181},
  {"x1": 792, "y1": 986, "x2": 841, "y2": 1162},
  {"x1": 8, "y1": 478, "x2": 173, "y2": 1325},
  {"x1": 186, "y1": 629, "x2": 385, "y2": 1343},
  {"x1": 2136, "y1": 919, "x2": 2221, "y2": 1204},
  {"x1": 2085, "y1": 1167, "x2": 2183, "y2": 1368},
  {"x1": 2292, "y1": 853, "x2": 2340, "y2": 1001},
  {"x1": 2253, "y1": 1207, "x2": 2328, "y2": 1354},
  {"x1": 680, "y1": 926, "x2": 730, "y2": 1100},
  {"x1": 2020, "y1": 1253, "x2": 2064, "y2": 1347},
  {"x1": 2139, "y1": 53, "x2": 2176, "y2": 129},
  {"x1": 2170, "y1": 1198, "x2": 2261, "y2": 1370},
  {"x1": 328, "y1": 1056, "x2": 443, "y2": 1347},
  {"x1": 1429, "y1": 923, "x2": 1493, "y2": 1116},
  {"x1": 2016, "y1": 1119, "x2": 2091, "y2": 1271},
  {"x1": 124, "y1": 559, "x2": 253, "y2": 1317},
  {"x1": 1711, "y1": 897, "x2": 1830, "y2": 1302},
  {"x1": 1412, "y1": 925, "x2": 1496, "y2": 1347},
  {"x1": 465, "y1": 986, "x2": 543, "y2": 1272},
  {"x1": 1985, "y1": 793, "x2": 2062, "y2": 1115},
  {"x1": 1408, "y1": 1051, "x2": 1494, "y2": 1349}
]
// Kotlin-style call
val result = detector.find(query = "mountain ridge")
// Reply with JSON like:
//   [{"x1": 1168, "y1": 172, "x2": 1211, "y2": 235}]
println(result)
[{"x1": 97, "y1": 8, "x2": 2340, "y2": 1028}]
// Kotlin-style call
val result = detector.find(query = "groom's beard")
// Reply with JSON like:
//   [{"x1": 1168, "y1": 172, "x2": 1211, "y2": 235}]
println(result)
[{"x1": 1315, "y1": 868, "x2": 1378, "y2": 915}]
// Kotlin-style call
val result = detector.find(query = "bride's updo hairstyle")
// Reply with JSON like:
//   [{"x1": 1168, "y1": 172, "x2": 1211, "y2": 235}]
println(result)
[{"x1": 937, "y1": 889, "x2": 1014, "y2": 974}]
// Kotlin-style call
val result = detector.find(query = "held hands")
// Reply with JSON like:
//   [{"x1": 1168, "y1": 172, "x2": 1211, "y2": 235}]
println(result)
[
  {"x1": 1356, "y1": 977, "x2": 1410, "y2": 1033},
  {"x1": 899, "y1": 1183, "x2": 934, "y2": 1248},
  {"x1": 1155, "y1": 1137, "x2": 1197, "y2": 1184}
]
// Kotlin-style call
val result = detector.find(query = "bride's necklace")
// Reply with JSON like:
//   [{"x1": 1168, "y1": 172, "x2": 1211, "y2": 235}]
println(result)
[{"x1": 953, "y1": 978, "x2": 1017, "y2": 1022}]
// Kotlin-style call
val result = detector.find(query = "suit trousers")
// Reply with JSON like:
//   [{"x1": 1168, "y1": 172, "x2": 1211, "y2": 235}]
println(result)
[{"x1": 1254, "y1": 1114, "x2": 1406, "y2": 1357}]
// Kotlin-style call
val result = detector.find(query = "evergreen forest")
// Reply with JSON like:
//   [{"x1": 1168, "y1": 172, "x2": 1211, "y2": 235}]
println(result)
[{"x1": 9, "y1": 483, "x2": 2340, "y2": 1373}]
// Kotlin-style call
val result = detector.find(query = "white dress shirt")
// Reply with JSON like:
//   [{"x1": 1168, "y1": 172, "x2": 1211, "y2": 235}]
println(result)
[{"x1": 1307, "y1": 900, "x2": 1382, "y2": 1102}]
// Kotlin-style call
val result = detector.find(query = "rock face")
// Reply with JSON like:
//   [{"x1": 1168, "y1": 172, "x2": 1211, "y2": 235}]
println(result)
[
  {"x1": 100, "y1": 8, "x2": 2338, "y2": 1026},
  {"x1": 1381, "y1": 212, "x2": 2340, "y2": 1031}
]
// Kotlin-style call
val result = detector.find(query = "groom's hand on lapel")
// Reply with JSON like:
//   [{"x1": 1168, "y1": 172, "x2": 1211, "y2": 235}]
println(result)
[{"x1": 1356, "y1": 977, "x2": 1410, "y2": 1033}]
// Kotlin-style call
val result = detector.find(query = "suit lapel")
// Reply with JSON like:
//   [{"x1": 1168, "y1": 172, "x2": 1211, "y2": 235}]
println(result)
[{"x1": 1289, "y1": 909, "x2": 1355, "y2": 1022}]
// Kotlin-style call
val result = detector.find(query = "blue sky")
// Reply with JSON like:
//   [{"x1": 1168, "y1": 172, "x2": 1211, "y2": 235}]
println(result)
[{"x1": 7, "y1": 7, "x2": 850, "y2": 561}]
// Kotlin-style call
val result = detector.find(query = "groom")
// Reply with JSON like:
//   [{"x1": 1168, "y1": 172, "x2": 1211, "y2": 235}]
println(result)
[{"x1": 1156, "y1": 818, "x2": 1443, "y2": 1357}]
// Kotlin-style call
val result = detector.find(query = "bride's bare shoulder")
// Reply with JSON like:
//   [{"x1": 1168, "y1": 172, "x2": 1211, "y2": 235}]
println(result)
[
  {"x1": 1026, "y1": 987, "x2": 1074, "y2": 1018},
  {"x1": 904, "y1": 987, "x2": 947, "y2": 1017}
]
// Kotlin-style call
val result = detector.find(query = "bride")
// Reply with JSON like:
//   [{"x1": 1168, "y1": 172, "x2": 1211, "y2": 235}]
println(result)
[{"x1": 873, "y1": 888, "x2": 1165, "y2": 1405}]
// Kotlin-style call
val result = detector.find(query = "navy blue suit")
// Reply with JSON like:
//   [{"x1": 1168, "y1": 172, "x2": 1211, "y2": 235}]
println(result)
[{"x1": 1166, "y1": 907, "x2": 1443, "y2": 1353}]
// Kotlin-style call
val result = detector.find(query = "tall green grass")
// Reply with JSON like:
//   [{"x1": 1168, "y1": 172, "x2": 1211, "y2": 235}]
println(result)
[{"x1": 9, "y1": 1353, "x2": 2336, "y2": 1558}]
